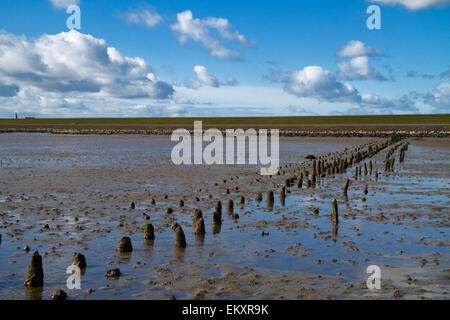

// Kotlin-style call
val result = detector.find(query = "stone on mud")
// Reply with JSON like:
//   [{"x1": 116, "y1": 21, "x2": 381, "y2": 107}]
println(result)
[
  {"x1": 105, "y1": 268, "x2": 121, "y2": 279},
  {"x1": 51, "y1": 289, "x2": 67, "y2": 300}
]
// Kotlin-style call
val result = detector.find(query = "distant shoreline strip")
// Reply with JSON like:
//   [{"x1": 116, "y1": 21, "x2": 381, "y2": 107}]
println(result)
[{"x1": 0, "y1": 125, "x2": 448, "y2": 137}]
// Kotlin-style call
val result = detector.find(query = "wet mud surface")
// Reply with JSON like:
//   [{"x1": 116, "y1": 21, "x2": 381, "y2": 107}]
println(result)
[{"x1": 0, "y1": 134, "x2": 448, "y2": 300}]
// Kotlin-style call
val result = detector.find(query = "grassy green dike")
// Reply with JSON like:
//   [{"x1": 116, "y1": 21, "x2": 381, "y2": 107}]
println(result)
[{"x1": 0, "y1": 114, "x2": 449, "y2": 126}]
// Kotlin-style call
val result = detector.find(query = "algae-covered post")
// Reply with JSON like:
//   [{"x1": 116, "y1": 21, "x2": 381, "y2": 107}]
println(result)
[
  {"x1": 297, "y1": 176, "x2": 303, "y2": 188},
  {"x1": 194, "y1": 217, "x2": 206, "y2": 235},
  {"x1": 280, "y1": 187, "x2": 286, "y2": 199},
  {"x1": 212, "y1": 209, "x2": 222, "y2": 226},
  {"x1": 143, "y1": 223, "x2": 155, "y2": 240},
  {"x1": 72, "y1": 252, "x2": 87, "y2": 269},
  {"x1": 332, "y1": 199, "x2": 339, "y2": 224},
  {"x1": 193, "y1": 208, "x2": 203, "y2": 222},
  {"x1": 343, "y1": 178, "x2": 350, "y2": 196},
  {"x1": 116, "y1": 237, "x2": 133, "y2": 252},
  {"x1": 227, "y1": 199, "x2": 234, "y2": 213},
  {"x1": 267, "y1": 190, "x2": 274, "y2": 203},
  {"x1": 215, "y1": 201, "x2": 222, "y2": 215},
  {"x1": 172, "y1": 223, "x2": 187, "y2": 248}
]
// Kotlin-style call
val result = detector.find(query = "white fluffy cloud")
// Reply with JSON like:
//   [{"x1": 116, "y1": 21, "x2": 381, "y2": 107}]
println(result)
[
  {"x1": 171, "y1": 10, "x2": 249, "y2": 60},
  {"x1": 185, "y1": 65, "x2": 221, "y2": 89},
  {"x1": 361, "y1": 93, "x2": 418, "y2": 113},
  {"x1": 123, "y1": 8, "x2": 162, "y2": 28},
  {"x1": 337, "y1": 56, "x2": 386, "y2": 81},
  {"x1": 194, "y1": 65, "x2": 219, "y2": 87},
  {"x1": 337, "y1": 41, "x2": 386, "y2": 81},
  {"x1": 267, "y1": 65, "x2": 419, "y2": 113},
  {"x1": 0, "y1": 84, "x2": 183, "y2": 118},
  {"x1": 0, "y1": 30, "x2": 175, "y2": 117},
  {"x1": 370, "y1": 0, "x2": 450, "y2": 10},
  {"x1": 337, "y1": 40, "x2": 383, "y2": 58},
  {"x1": 283, "y1": 66, "x2": 360, "y2": 103},
  {"x1": 424, "y1": 82, "x2": 450, "y2": 111},
  {"x1": 0, "y1": 30, "x2": 173, "y2": 99},
  {"x1": 49, "y1": 0, "x2": 80, "y2": 9}
]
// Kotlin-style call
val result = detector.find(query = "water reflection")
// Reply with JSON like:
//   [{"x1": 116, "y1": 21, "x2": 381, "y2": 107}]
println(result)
[
  {"x1": 117, "y1": 252, "x2": 132, "y2": 263},
  {"x1": 143, "y1": 239, "x2": 155, "y2": 248},
  {"x1": 211, "y1": 225, "x2": 222, "y2": 234},
  {"x1": 195, "y1": 235, "x2": 205, "y2": 244},
  {"x1": 174, "y1": 247, "x2": 186, "y2": 262},
  {"x1": 332, "y1": 223, "x2": 339, "y2": 243}
]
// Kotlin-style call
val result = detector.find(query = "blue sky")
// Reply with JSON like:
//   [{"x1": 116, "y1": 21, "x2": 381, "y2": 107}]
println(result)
[{"x1": 0, "y1": 0, "x2": 448, "y2": 117}]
